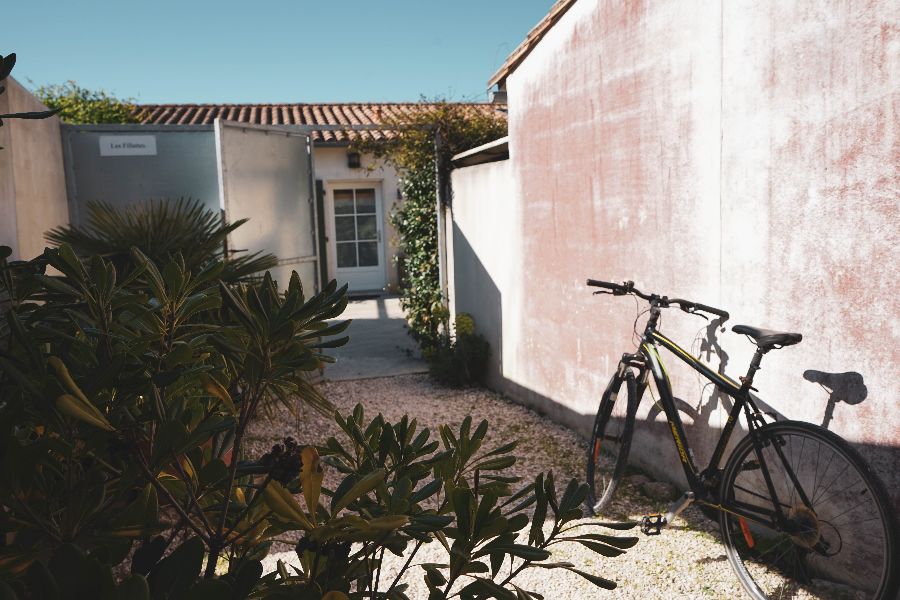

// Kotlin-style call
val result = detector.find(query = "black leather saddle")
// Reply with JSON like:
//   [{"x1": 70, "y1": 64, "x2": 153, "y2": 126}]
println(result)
[{"x1": 732, "y1": 325, "x2": 802, "y2": 351}]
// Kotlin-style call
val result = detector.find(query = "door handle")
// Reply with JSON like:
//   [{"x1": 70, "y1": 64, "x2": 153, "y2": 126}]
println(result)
[{"x1": 377, "y1": 230, "x2": 381, "y2": 243}]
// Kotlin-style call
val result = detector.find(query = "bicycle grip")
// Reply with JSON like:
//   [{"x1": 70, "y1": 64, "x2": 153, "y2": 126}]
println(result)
[
  {"x1": 691, "y1": 302, "x2": 730, "y2": 321},
  {"x1": 586, "y1": 279, "x2": 622, "y2": 291}
]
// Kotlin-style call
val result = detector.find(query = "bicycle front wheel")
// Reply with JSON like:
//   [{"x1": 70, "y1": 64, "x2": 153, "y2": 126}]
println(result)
[
  {"x1": 719, "y1": 421, "x2": 898, "y2": 600},
  {"x1": 585, "y1": 372, "x2": 636, "y2": 515}
]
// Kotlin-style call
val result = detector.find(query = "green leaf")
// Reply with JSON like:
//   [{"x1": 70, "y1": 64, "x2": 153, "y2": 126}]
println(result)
[
  {"x1": 423, "y1": 565, "x2": 446, "y2": 587},
  {"x1": 198, "y1": 458, "x2": 228, "y2": 488},
  {"x1": 409, "y1": 479, "x2": 442, "y2": 504},
  {"x1": 332, "y1": 469, "x2": 385, "y2": 513},
  {"x1": 474, "y1": 456, "x2": 516, "y2": 471},
  {"x1": 574, "y1": 540, "x2": 627, "y2": 557},
  {"x1": 132, "y1": 536, "x2": 167, "y2": 576},
  {"x1": 564, "y1": 567, "x2": 617, "y2": 590},
  {"x1": 506, "y1": 513, "x2": 529, "y2": 532},
  {"x1": 568, "y1": 533, "x2": 639, "y2": 549},
  {"x1": 452, "y1": 487, "x2": 473, "y2": 537},
  {"x1": 460, "y1": 577, "x2": 517, "y2": 600},
  {"x1": 529, "y1": 474, "x2": 547, "y2": 546},
  {"x1": 474, "y1": 544, "x2": 550, "y2": 562},
  {"x1": 231, "y1": 560, "x2": 263, "y2": 599},
  {"x1": 147, "y1": 536, "x2": 204, "y2": 598}
]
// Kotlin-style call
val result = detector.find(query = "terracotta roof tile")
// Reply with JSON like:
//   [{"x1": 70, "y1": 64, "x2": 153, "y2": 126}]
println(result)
[{"x1": 135, "y1": 101, "x2": 505, "y2": 143}]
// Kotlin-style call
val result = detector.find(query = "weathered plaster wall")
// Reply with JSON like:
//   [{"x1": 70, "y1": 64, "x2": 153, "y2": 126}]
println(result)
[
  {"x1": 452, "y1": 0, "x2": 899, "y2": 500},
  {"x1": 0, "y1": 77, "x2": 68, "y2": 259},
  {"x1": 314, "y1": 147, "x2": 402, "y2": 291},
  {"x1": 448, "y1": 159, "x2": 519, "y2": 390}
]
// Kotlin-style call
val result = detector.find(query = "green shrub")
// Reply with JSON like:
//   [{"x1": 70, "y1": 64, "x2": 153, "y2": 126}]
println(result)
[
  {"x1": 33, "y1": 80, "x2": 138, "y2": 124},
  {"x1": 46, "y1": 198, "x2": 278, "y2": 284},
  {"x1": 428, "y1": 313, "x2": 491, "y2": 387},
  {"x1": 1, "y1": 193, "x2": 632, "y2": 598},
  {"x1": 0, "y1": 243, "x2": 350, "y2": 595},
  {"x1": 258, "y1": 405, "x2": 638, "y2": 598}
]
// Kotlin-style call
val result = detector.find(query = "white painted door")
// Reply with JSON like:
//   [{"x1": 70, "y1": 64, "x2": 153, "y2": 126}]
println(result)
[{"x1": 329, "y1": 185, "x2": 385, "y2": 292}]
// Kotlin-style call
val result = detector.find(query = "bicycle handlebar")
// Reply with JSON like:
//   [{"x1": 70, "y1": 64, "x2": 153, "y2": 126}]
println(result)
[{"x1": 586, "y1": 279, "x2": 730, "y2": 321}]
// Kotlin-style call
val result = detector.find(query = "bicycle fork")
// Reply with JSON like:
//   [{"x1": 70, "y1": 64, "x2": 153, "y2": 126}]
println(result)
[{"x1": 640, "y1": 491, "x2": 696, "y2": 535}]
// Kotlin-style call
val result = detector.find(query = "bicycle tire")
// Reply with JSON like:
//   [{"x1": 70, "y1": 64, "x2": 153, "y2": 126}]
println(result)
[
  {"x1": 719, "y1": 420, "x2": 899, "y2": 600},
  {"x1": 585, "y1": 372, "x2": 637, "y2": 515}
]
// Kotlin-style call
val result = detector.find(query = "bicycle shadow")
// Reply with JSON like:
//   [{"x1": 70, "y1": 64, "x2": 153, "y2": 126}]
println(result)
[{"x1": 802, "y1": 370, "x2": 868, "y2": 430}]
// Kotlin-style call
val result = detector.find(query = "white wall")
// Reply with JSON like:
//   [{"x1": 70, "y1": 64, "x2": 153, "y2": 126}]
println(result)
[
  {"x1": 452, "y1": 0, "x2": 900, "y2": 504},
  {"x1": 0, "y1": 77, "x2": 68, "y2": 260},
  {"x1": 448, "y1": 159, "x2": 521, "y2": 389}
]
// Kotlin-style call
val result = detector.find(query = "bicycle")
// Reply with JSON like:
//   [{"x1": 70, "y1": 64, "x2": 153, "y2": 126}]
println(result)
[{"x1": 583, "y1": 279, "x2": 898, "y2": 600}]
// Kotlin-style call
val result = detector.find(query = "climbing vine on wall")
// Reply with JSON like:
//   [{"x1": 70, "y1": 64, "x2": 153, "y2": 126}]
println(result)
[{"x1": 355, "y1": 101, "x2": 507, "y2": 349}]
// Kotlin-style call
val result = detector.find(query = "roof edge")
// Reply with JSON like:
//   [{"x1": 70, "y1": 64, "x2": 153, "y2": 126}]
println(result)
[
  {"x1": 487, "y1": 0, "x2": 579, "y2": 89},
  {"x1": 451, "y1": 136, "x2": 509, "y2": 168}
]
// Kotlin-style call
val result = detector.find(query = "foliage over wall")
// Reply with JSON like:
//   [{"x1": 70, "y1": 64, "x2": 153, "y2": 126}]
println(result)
[
  {"x1": 355, "y1": 102, "x2": 507, "y2": 350},
  {"x1": 34, "y1": 80, "x2": 138, "y2": 124}
]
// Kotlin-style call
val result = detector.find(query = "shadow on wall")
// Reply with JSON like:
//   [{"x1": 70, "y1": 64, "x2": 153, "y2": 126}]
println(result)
[
  {"x1": 803, "y1": 369, "x2": 868, "y2": 429},
  {"x1": 451, "y1": 222, "x2": 503, "y2": 385},
  {"x1": 448, "y1": 229, "x2": 899, "y2": 510},
  {"x1": 449, "y1": 214, "x2": 896, "y2": 507}
]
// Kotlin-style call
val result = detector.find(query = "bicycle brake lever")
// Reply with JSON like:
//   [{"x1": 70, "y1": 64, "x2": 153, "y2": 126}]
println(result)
[
  {"x1": 593, "y1": 290, "x2": 615, "y2": 296},
  {"x1": 682, "y1": 307, "x2": 709, "y2": 321}
]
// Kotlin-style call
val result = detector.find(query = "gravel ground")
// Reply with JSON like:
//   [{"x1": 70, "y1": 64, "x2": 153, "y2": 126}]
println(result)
[{"x1": 246, "y1": 374, "x2": 842, "y2": 599}]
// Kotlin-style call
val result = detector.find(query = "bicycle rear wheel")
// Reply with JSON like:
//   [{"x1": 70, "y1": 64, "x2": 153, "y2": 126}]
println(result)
[
  {"x1": 585, "y1": 372, "x2": 637, "y2": 515},
  {"x1": 719, "y1": 421, "x2": 898, "y2": 600}
]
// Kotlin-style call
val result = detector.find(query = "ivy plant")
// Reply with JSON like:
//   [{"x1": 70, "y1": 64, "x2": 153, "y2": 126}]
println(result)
[{"x1": 354, "y1": 102, "x2": 507, "y2": 350}]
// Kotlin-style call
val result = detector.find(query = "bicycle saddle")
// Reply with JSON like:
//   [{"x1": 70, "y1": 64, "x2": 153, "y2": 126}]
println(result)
[{"x1": 732, "y1": 325, "x2": 802, "y2": 351}]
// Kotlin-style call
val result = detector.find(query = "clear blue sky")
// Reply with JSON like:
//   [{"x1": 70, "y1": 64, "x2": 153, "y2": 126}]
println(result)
[{"x1": 4, "y1": 0, "x2": 554, "y2": 104}]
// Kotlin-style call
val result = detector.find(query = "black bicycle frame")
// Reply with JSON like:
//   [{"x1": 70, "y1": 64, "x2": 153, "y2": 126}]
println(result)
[{"x1": 626, "y1": 312, "x2": 799, "y2": 528}]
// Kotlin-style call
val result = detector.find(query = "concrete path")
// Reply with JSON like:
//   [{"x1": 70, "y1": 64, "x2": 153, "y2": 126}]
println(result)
[{"x1": 323, "y1": 295, "x2": 427, "y2": 381}]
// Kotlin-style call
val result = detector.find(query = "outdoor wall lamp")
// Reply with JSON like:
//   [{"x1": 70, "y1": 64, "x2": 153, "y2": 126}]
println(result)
[{"x1": 347, "y1": 151, "x2": 361, "y2": 168}]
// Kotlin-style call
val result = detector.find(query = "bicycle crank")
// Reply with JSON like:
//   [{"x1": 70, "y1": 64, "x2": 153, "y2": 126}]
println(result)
[{"x1": 640, "y1": 491, "x2": 695, "y2": 536}]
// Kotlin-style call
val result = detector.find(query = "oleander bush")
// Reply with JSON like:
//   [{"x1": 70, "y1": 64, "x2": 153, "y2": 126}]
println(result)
[
  {"x1": 0, "y1": 244, "x2": 350, "y2": 597},
  {"x1": 0, "y1": 209, "x2": 632, "y2": 598}
]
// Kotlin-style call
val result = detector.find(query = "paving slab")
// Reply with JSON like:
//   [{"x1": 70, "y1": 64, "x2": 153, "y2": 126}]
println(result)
[{"x1": 323, "y1": 295, "x2": 427, "y2": 381}]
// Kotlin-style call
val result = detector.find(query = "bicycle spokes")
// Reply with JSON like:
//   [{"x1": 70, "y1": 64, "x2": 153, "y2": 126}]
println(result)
[{"x1": 723, "y1": 425, "x2": 892, "y2": 599}]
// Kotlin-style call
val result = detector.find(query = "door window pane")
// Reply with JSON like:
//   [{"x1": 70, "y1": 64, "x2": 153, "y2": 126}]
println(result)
[
  {"x1": 337, "y1": 243, "x2": 357, "y2": 268},
  {"x1": 335, "y1": 216, "x2": 356, "y2": 241},
  {"x1": 356, "y1": 189, "x2": 376, "y2": 214},
  {"x1": 358, "y1": 242, "x2": 378, "y2": 267},
  {"x1": 356, "y1": 215, "x2": 377, "y2": 240},
  {"x1": 334, "y1": 190, "x2": 354, "y2": 214}
]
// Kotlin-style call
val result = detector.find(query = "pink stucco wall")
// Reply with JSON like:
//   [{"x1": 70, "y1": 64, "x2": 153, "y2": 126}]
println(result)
[{"x1": 461, "y1": 0, "x2": 898, "y2": 500}]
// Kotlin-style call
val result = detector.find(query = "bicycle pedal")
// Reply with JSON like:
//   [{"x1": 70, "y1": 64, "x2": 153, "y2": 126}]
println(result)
[{"x1": 640, "y1": 514, "x2": 666, "y2": 536}]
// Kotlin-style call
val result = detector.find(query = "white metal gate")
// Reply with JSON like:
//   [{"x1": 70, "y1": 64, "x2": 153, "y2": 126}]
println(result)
[{"x1": 214, "y1": 119, "x2": 319, "y2": 294}]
